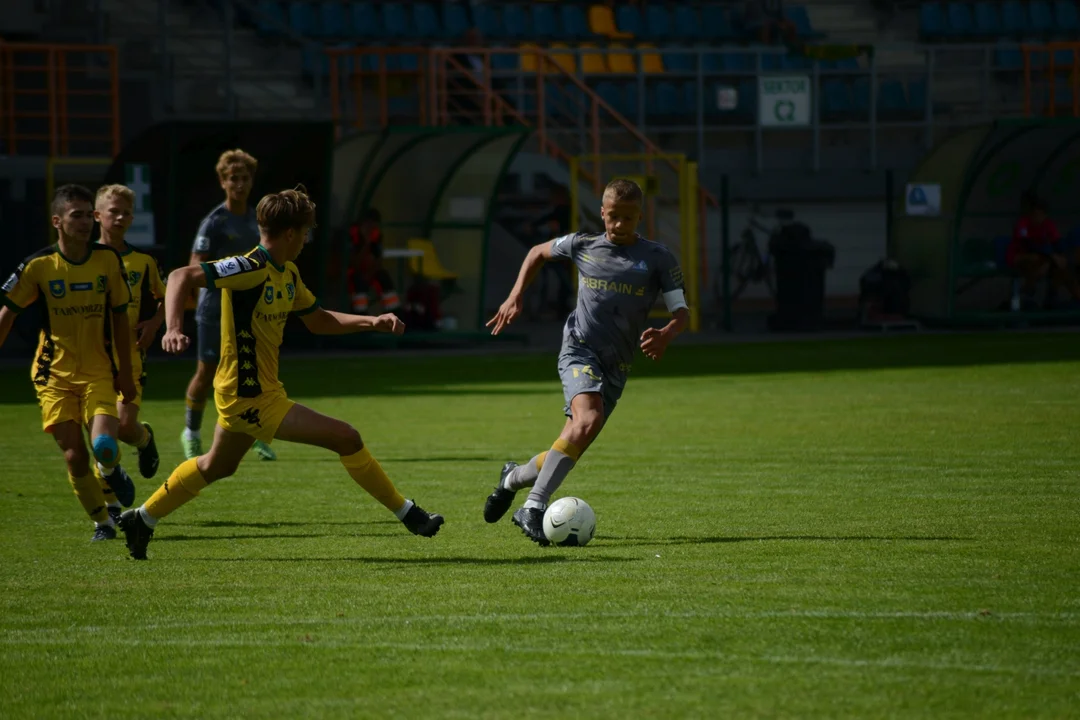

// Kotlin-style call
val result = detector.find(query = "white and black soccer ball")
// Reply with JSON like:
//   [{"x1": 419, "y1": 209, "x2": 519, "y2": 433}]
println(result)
[{"x1": 542, "y1": 497, "x2": 596, "y2": 547}]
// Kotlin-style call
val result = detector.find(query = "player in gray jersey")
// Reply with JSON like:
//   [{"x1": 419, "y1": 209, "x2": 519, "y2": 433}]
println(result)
[
  {"x1": 180, "y1": 149, "x2": 277, "y2": 462},
  {"x1": 483, "y1": 178, "x2": 690, "y2": 545}
]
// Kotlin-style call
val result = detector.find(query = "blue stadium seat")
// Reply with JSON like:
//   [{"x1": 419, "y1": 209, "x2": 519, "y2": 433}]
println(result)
[
  {"x1": 720, "y1": 52, "x2": 754, "y2": 72},
  {"x1": 680, "y1": 81, "x2": 698, "y2": 117},
  {"x1": 314, "y1": 2, "x2": 349, "y2": 39},
  {"x1": 1056, "y1": 0, "x2": 1080, "y2": 32},
  {"x1": 622, "y1": 82, "x2": 641, "y2": 120},
  {"x1": 702, "y1": 5, "x2": 736, "y2": 40},
  {"x1": 878, "y1": 79, "x2": 907, "y2": 118},
  {"x1": 473, "y1": 4, "x2": 501, "y2": 39},
  {"x1": 491, "y1": 52, "x2": 518, "y2": 72},
  {"x1": 502, "y1": 5, "x2": 528, "y2": 40},
  {"x1": 255, "y1": 0, "x2": 286, "y2": 37},
  {"x1": 643, "y1": 5, "x2": 674, "y2": 41},
  {"x1": 908, "y1": 79, "x2": 928, "y2": 115},
  {"x1": 648, "y1": 81, "x2": 681, "y2": 118},
  {"x1": 673, "y1": 6, "x2": 703, "y2": 40},
  {"x1": 784, "y1": 6, "x2": 821, "y2": 38},
  {"x1": 302, "y1": 44, "x2": 331, "y2": 79},
  {"x1": 820, "y1": 57, "x2": 860, "y2": 71},
  {"x1": 1030, "y1": 1, "x2": 1055, "y2": 33},
  {"x1": 663, "y1": 52, "x2": 695, "y2": 74},
  {"x1": 351, "y1": 2, "x2": 381, "y2": 39},
  {"x1": 388, "y1": 53, "x2": 420, "y2": 72},
  {"x1": 994, "y1": 42, "x2": 1023, "y2": 69},
  {"x1": 531, "y1": 4, "x2": 561, "y2": 39},
  {"x1": 762, "y1": 53, "x2": 785, "y2": 71},
  {"x1": 287, "y1": 1, "x2": 315, "y2": 36},
  {"x1": 381, "y1": 3, "x2": 411, "y2": 39},
  {"x1": 412, "y1": 3, "x2": 441, "y2": 39},
  {"x1": 973, "y1": 2, "x2": 1003, "y2": 36},
  {"x1": 561, "y1": 5, "x2": 591, "y2": 40},
  {"x1": 1002, "y1": 1, "x2": 1029, "y2": 34},
  {"x1": 595, "y1": 81, "x2": 623, "y2": 115},
  {"x1": 946, "y1": 2, "x2": 975, "y2": 35},
  {"x1": 822, "y1": 79, "x2": 852, "y2": 118},
  {"x1": 442, "y1": 2, "x2": 470, "y2": 39},
  {"x1": 852, "y1": 77, "x2": 871, "y2": 117},
  {"x1": 615, "y1": 5, "x2": 644, "y2": 36},
  {"x1": 784, "y1": 54, "x2": 812, "y2": 70},
  {"x1": 920, "y1": 3, "x2": 946, "y2": 39}
]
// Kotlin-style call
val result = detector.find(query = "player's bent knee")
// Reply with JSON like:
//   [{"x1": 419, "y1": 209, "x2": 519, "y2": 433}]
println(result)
[
  {"x1": 200, "y1": 455, "x2": 240, "y2": 483},
  {"x1": 63, "y1": 446, "x2": 90, "y2": 475},
  {"x1": 335, "y1": 425, "x2": 364, "y2": 456},
  {"x1": 92, "y1": 435, "x2": 120, "y2": 466}
]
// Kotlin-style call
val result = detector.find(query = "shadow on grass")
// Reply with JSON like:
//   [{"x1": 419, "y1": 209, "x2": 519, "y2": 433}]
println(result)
[
  {"x1": 293, "y1": 456, "x2": 502, "y2": 464},
  {"x1": 175, "y1": 519, "x2": 400, "y2": 528},
  {"x1": 153, "y1": 533, "x2": 394, "y2": 542},
  {"x1": 604, "y1": 534, "x2": 971, "y2": 547},
  {"x1": 200, "y1": 555, "x2": 638, "y2": 566},
  {"x1": 2, "y1": 332, "x2": 1078, "y2": 403}
]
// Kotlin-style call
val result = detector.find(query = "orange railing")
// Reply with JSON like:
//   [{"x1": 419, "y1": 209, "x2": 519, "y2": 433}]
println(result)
[
  {"x1": 0, "y1": 42, "x2": 121, "y2": 156},
  {"x1": 1023, "y1": 42, "x2": 1080, "y2": 118},
  {"x1": 326, "y1": 45, "x2": 715, "y2": 286}
]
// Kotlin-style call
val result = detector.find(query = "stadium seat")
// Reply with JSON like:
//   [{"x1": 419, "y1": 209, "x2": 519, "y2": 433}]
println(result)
[
  {"x1": 254, "y1": 0, "x2": 285, "y2": 37},
  {"x1": 491, "y1": 52, "x2": 518, "y2": 72},
  {"x1": 1030, "y1": 0, "x2": 1055, "y2": 34},
  {"x1": 407, "y1": 239, "x2": 459, "y2": 293},
  {"x1": 663, "y1": 51, "x2": 694, "y2": 74},
  {"x1": 532, "y1": 4, "x2": 562, "y2": 40},
  {"x1": 589, "y1": 4, "x2": 633, "y2": 38},
  {"x1": 351, "y1": 2, "x2": 381, "y2": 39},
  {"x1": 502, "y1": 4, "x2": 528, "y2": 40},
  {"x1": 638, "y1": 44, "x2": 665, "y2": 74},
  {"x1": 784, "y1": 6, "x2": 822, "y2": 39},
  {"x1": 819, "y1": 57, "x2": 860, "y2": 71},
  {"x1": 594, "y1": 80, "x2": 623, "y2": 115},
  {"x1": 1055, "y1": 47, "x2": 1079, "y2": 66},
  {"x1": 520, "y1": 43, "x2": 541, "y2": 73},
  {"x1": 673, "y1": 6, "x2": 703, "y2": 41},
  {"x1": 1055, "y1": 0, "x2": 1080, "y2": 33},
  {"x1": 561, "y1": 5, "x2": 592, "y2": 40},
  {"x1": 822, "y1": 79, "x2": 852, "y2": 118},
  {"x1": 623, "y1": 82, "x2": 641, "y2": 120},
  {"x1": 607, "y1": 44, "x2": 636, "y2": 74},
  {"x1": 702, "y1": 5, "x2": 736, "y2": 40},
  {"x1": 762, "y1": 53, "x2": 785, "y2": 71},
  {"x1": 381, "y1": 3, "x2": 411, "y2": 39},
  {"x1": 946, "y1": 2, "x2": 975, "y2": 35},
  {"x1": 1002, "y1": 1, "x2": 1029, "y2": 35},
  {"x1": 878, "y1": 79, "x2": 907, "y2": 118},
  {"x1": 302, "y1": 44, "x2": 329, "y2": 78},
  {"x1": 616, "y1": 6, "x2": 644, "y2": 37},
  {"x1": 920, "y1": 3, "x2": 946, "y2": 39},
  {"x1": 411, "y1": 3, "x2": 441, "y2": 39},
  {"x1": 643, "y1": 4, "x2": 674, "y2": 41},
  {"x1": 548, "y1": 42, "x2": 577, "y2": 74},
  {"x1": 442, "y1": 2, "x2": 470, "y2": 39},
  {"x1": 287, "y1": 1, "x2": 315, "y2": 36},
  {"x1": 908, "y1": 78, "x2": 928, "y2": 115},
  {"x1": 580, "y1": 43, "x2": 608, "y2": 74},
  {"x1": 720, "y1": 52, "x2": 754, "y2": 73},
  {"x1": 648, "y1": 81, "x2": 681, "y2": 119},
  {"x1": 994, "y1": 42, "x2": 1023, "y2": 70},
  {"x1": 473, "y1": 4, "x2": 501, "y2": 39},
  {"x1": 973, "y1": 2, "x2": 1003, "y2": 36}
]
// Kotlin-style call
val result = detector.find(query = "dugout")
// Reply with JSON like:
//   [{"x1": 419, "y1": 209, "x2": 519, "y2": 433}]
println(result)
[
  {"x1": 892, "y1": 119, "x2": 1080, "y2": 324},
  {"x1": 331, "y1": 126, "x2": 531, "y2": 335}
]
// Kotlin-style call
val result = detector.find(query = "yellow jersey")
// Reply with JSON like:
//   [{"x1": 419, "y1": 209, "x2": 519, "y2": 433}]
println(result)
[
  {"x1": 201, "y1": 245, "x2": 319, "y2": 398},
  {"x1": 112, "y1": 243, "x2": 167, "y2": 366},
  {"x1": 1, "y1": 244, "x2": 131, "y2": 385}
]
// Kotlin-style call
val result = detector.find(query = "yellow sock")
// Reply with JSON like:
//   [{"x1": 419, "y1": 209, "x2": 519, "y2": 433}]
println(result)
[
  {"x1": 535, "y1": 451, "x2": 547, "y2": 471},
  {"x1": 133, "y1": 423, "x2": 150, "y2": 450},
  {"x1": 552, "y1": 437, "x2": 583, "y2": 461},
  {"x1": 340, "y1": 447, "x2": 406, "y2": 512},
  {"x1": 143, "y1": 459, "x2": 208, "y2": 521},
  {"x1": 69, "y1": 473, "x2": 109, "y2": 524}
]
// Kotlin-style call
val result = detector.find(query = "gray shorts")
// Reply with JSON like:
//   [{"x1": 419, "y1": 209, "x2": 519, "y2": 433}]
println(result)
[
  {"x1": 558, "y1": 339, "x2": 625, "y2": 419},
  {"x1": 196, "y1": 319, "x2": 221, "y2": 365}
]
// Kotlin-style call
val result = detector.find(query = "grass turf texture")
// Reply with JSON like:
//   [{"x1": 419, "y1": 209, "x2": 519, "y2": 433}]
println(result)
[{"x1": 1, "y1": 332, "x2": 1078, "y2": 718}]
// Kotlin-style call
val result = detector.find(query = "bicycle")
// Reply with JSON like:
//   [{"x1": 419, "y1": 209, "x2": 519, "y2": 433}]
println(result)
[{"x1": 716, "y1": 203, "x2": 796, "y2": 303}]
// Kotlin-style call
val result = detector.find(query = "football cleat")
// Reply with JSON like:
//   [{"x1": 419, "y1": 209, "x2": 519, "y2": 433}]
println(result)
[
  {"x1": 181, "y1": 431, "x2": 202, "y2": 460},
  {"x1": 512, "y1": 507, "x2": 550, "y2": 547},
  {"x1": 118, "y1": 509, "x2": 155, "y2": 560},
  {"x1": 252, "y1": 440, "x2": 277, "y2": 461},
  {"x1": 483, "y1": 461, "x2": 519, "y2": 524},
  {"x1": 103, "y1": 465, "x2": 136, "y2": 508},
  {"x1": 137, "y1": 423, "x2": 160, "y2": 479},
  {"x1": 401, "y1": 502, "x2": 445, "y2": 538},
  {"x1": 107, "y1": 506, "x2": 122, "y2": 526},
  {"x1": 91, "y1": 524, "x2": 116, "y2": 542}
]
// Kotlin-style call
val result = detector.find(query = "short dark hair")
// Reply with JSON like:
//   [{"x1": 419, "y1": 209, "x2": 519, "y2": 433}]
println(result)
[{"x1": 51, "y1": 184, "x2": 94, "y2": 216}]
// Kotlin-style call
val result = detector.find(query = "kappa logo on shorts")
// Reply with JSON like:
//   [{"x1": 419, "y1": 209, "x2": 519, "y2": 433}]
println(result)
[
  {"x1": 239, "y1": 407, "x2": 263, "y2": 428},
  {"x1": 48, "y1": 279, "x2": 66, "y2": 298},
  {"x1": 572, "y1": 365, "x2": 601, "y2": 381}
]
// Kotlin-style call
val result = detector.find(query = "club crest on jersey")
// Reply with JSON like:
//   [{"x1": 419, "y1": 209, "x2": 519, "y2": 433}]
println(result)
[
  {"x1": 48, "y1": 279, "x2": 66, "y2": 298},
  {"x1": 632, "y1": 260, "x2": 649, "y2": 272},
  {"x1": 96, "y1": 275, "x2": 107, "y2": 293},
  {"x1": 264, "y1": 285, "x2": 275, "y2": 304},
  {"x1": 127, "y1": 270, "x2": 142, "y2": 287},
  {"x1": 285, "y1": 283, "x2": 295, "y2": 301}
]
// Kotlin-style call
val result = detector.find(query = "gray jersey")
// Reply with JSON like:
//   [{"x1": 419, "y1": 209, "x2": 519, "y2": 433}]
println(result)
[
  {"x1": 550, "y1": 232, "x2": 685, "y2": 375},
  {"x1": 192, "y1": 202, "x2": 260, "y2": 322}
]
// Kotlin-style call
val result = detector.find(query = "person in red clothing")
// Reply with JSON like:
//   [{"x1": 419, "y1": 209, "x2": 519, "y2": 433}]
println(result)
[
  {"x1": 347, "y1": 208, "x2": 401, "y2": 314},
  {"x1": 1008, "y1": 193, "x2": 1080, "y2": 305}
]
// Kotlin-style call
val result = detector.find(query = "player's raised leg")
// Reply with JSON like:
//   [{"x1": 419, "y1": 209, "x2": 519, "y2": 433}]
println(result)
[
  {"x1": 88, "y1": 411, "x2": 136, "y2": 511},
  {"x1": 121, "y1": 422, "x2": 254, "y2": 560},
  {"x1": 117, "y1": 400, "x2": 159, "y2": 479},
  {"x1": 182, "y1": 355, "x2": 215, "y2": 459},
  {"x1": 51, "y1": 421, "x2": 115, "y2": 541},
  {"x1": 484, "y1": 425, "x2": 564, "y2": 523},
  {"x1": 274, "y1": 403, "x2": 444, "y2": 537}
]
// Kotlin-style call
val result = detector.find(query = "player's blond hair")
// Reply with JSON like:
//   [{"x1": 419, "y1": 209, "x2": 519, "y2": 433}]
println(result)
[
  {"x1": 603, "y1": 178, "x2": 643, "y2": 206},
  {"x1": 94, "y1": 184, "x2": 135, "y2": 208},
  {"x1": 216, "y1": 148, "x2": 257, "y2": 179},
  {"x1": 256, "y1": 185, "x2": 317, "y2": 237}
]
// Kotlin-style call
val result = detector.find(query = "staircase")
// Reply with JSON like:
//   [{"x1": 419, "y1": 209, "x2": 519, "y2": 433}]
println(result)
[{"x1": 98, "y1": 0, "x2": 319, "y2": 118}]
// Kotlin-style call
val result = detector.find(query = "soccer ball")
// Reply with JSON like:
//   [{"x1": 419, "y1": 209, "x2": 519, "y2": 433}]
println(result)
[{"x1": 542, "y1": 497, "x2": 596, "y2": 547}]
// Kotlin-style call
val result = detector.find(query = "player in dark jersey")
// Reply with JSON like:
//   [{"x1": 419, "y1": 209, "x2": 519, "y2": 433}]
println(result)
[
  {"x1": 181, "y1": 149, "x2": 277, "y2": 462},
  {"x1": 483, "y1": 179, "x2": 690, "y2": 545}
]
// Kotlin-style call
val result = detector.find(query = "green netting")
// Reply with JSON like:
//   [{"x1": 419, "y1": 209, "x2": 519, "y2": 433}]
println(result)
[
  {"x1": 331, "y1": 126, "x2": 530, "y2": 332},
  {"x1": 892, "y1": 120, "x2": 1080, "y2": 322}
]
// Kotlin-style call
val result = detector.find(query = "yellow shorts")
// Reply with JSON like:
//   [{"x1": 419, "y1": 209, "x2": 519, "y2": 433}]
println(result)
[
  {"x1": 36, "y1": 377, "x2": 118, "y2": 432},
  {"x1": 215, "y1": 389, "x2": 294, "y2": 444}
]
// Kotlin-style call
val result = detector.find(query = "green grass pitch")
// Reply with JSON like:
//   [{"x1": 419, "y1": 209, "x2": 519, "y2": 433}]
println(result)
[{"x1": 1, "y1": 332, "x2": 1078, "y2": 718}]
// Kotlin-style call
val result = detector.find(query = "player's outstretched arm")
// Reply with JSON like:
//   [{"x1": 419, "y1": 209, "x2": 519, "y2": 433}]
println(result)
[
  {"x1": 0, "y1": 306, "x2": 15, "y2": 350},
  {"x1": 640, "y1": 307, "x2": 689, "y2": 362},
  {"x1": 162, "y1": 265, "x2": 207, "y2": 354},
  {"x1": 487, "y1": 240, "x2": 555, "y2": 335},
  {"x1": 301, "y1": 308, "x2": 405, "y2": 336}
]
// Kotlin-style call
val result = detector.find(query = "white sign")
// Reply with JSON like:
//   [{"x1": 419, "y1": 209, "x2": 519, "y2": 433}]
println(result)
[
  {"x1": 717, "y1": 86, "x2": 738, "y2": 111},
  {"x1": 905, "y1": 183, "x2": 941, "y2": 216},
  {"x1": 124, "y1": 163, "x2": 155, "y2": 247},
  {"x1": 758, "y1": 75, "x2": 811, "y2": 127}
]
